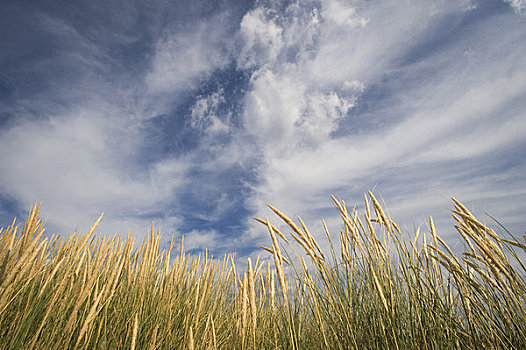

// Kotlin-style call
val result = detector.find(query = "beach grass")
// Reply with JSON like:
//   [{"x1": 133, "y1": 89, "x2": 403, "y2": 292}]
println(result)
[{"x1": 0, "y1": 192, "x2": 524, "y2": 349}]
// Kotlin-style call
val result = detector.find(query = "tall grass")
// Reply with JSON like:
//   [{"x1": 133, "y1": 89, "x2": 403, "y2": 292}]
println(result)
[{"x1": 0, "y1": 193, "x2": 524, "y2": 349}]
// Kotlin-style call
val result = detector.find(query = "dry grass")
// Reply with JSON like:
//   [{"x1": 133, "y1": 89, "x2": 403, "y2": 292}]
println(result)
[{"x1": 0, "y1": 193, "x2": 524, "y2": 349}]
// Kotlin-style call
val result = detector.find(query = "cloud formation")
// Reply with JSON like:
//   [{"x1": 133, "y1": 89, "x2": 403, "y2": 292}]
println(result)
[
  {"x1": 0, "y1": 0, "x2": 525, "y2": 262},
  {"x1": 236, "y1": 0, "x2": 526, "y2": 251},
  {"x1": 504, "y1": 0, "x2": 526, "y2": 14}
]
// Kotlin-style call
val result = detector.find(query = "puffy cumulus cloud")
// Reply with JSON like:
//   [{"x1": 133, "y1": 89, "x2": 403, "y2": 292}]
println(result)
[
  {"x1": 237, "y1": 7, "x2": 284, "y2": 69},
  {"x1": 322, "y1": 0, "x2": 369, "y2": 28},
  {"x1": 239, "y1": 1, "x2": 363, "y2": 153},
  {"x1": 243, "y1": 68, "x2": 305, "y2": 149},
  {"x1": 236, "y1": 0, "x2": 526, "y2": 257},
  {"x1": 243, "y1": 68, "x2": 355, "y2": 153},
  {"x1": 2, "y1": 0, "x2": 526, "y2": 261},
  {"x1": 238, "y1": 1, "x2": 365, "y2": 177}
]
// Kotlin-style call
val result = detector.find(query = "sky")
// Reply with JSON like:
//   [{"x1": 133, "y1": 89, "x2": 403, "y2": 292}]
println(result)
[{"x1": 1, "y1": 0, "x2": 525, "y2": 261}]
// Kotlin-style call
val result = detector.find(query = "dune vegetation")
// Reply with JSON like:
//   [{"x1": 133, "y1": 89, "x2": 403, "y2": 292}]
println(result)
[{"x1": 0, "y1": 192, "x2": 524, "y2": 349}]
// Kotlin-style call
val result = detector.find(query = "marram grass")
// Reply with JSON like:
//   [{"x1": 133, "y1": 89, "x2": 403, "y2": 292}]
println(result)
[{"x1": 0, "y1": 192, "x2": 525, "y2": 349}]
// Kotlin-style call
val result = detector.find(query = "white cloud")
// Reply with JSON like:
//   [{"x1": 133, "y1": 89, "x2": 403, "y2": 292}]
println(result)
[
  {"x1": 236, "y1": 0, "x2": 526, "y2": 255},
  {"x1": 243, "y1": 68, "x2": 305, "y2": 150},
  {"x1": 2, "y1": 0, "x2": 526, "y2": 261},
  {"x1": 243, "y1": 69, "x2": 354, "y2": 152},
  {"x1": 238, "y1": 2, "x2": 363, "y2": 153},
  {"x1": 146, "y1": 15, "x2": 232, "y2": 95},
  {"x1": 183, "y1": 229, "x2": 220, "y2": 252},
  {"x1": 237, "y1": 7, "x2": 284, "y2": 69},
  {"x1": 322, "y1": 0, "x2": 369, "y2": 28},
  {"x1": 191, "y1": 89, "x2": 232, "y2": 135},
  {"x1": 0, "y1": 106, "x2": 191, "y2": 236},
  {"x1": 504, "y1": 0, "x2": 526, "y2": 14},
  {"x1": 303, "y1": 91, "x2": 355, "y2": 142}
]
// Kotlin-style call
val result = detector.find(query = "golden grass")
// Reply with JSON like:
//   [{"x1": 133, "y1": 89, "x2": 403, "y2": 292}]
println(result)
[{"x1": 0, "y1": 193, "x2": 524, "y2": 349}]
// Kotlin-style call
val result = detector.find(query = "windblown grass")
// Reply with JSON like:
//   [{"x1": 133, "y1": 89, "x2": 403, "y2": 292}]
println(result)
[{"x1": 0, "y1": 192, "x2": 524, "y2": 349}]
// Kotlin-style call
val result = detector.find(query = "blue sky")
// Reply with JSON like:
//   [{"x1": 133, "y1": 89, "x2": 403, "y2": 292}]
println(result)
[{"x1": 1, "y1": 0, "x2": 525, "y2": 260}]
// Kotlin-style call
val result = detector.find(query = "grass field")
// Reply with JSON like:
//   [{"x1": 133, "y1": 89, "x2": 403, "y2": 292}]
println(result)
[{"x1": 0, "y1": 192, "x2": 524, "y2": 349}]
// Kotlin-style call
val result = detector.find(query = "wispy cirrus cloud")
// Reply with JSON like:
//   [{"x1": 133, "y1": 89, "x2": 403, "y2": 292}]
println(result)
[
  {"x1": 0, "y1": 1, "x2": 243, "y2": 243},
  {"x1": 233, "y1": 0, "x2": 526, "y2": 256},
  {"x1": 0, "y1": 0, "x2": 525, "y2": 262},
  {"x1": 146, "y1": 15, "x2": 233, "y2": 96}
]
